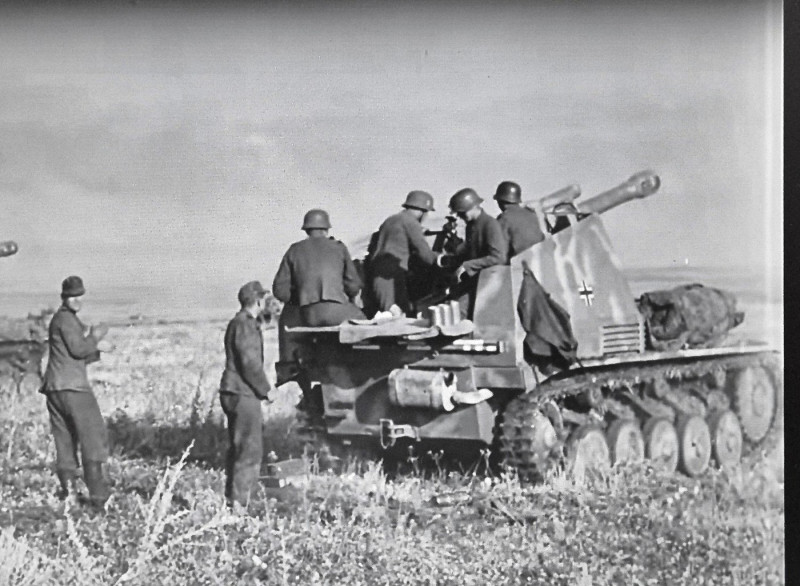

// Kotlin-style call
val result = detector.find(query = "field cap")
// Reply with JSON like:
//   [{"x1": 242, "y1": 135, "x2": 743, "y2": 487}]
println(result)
[
  {"x1": 61, "y1": 275, "x2": 86, "y2": 297},
  {"x1": 238, "y1": 280, "x2": 269, "y2": 305}
]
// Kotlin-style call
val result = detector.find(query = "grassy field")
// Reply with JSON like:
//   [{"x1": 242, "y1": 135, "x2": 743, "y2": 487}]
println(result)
[{"x1": 0, "y1": 322, "x2": 784, "y2": 585}]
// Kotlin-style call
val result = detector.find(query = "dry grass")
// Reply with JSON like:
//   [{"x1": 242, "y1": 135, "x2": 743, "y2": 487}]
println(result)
[{"x1": 0, "y1": 322, "x2": 785, "y2": 585}]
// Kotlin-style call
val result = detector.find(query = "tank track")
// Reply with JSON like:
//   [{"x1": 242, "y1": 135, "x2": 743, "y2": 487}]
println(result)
[
  {"x1": 294, "y1": 406, "x2": 328, "y2": 455},
  {"x1": 500, "y1": 351, "x2": 782, "y2": 480},
  {"x1": 293, "y1": 387, "x2": 381, "y2": 469},
  {"x1": 292, "y1": 388, "x2": 333, "y2": 462}
]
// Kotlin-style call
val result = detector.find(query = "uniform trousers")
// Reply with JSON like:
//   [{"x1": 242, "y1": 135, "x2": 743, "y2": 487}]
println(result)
[
  {"x1": 220, "y1": 393, "x2": 263, "y2": 506},
  {"x1": 371, "y1": 270, "x2": 410, "y2": 314},
  {"x1": 300, "y1": 301, "x2": 366, "y2": 327},
  {"x1": 45, "y1": 390, "x2": 110, "y2": 473}
]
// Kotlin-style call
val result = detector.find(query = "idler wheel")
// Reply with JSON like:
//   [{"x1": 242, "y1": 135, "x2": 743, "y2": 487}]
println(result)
[
  {"x1": 606, "y1": 419, "x2": 645, "y2": 465},
  {"x1": 708, "y1": 410, "x2": 743, "y2": 469},
  {"x1": 677, "y1": 415, "x2": 711, "y2": 477},
  {"x1": 567, "y1": 425, "x2": 610, "y2": 476},
  {"x1": 731, "y1": 366, "x2": 776, "y2": 443},
  {"x1": 643, "y1": 418, "x2": 679, "y2": 472}
]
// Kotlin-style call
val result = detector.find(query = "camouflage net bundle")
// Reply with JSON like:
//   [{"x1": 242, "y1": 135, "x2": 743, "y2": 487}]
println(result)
[{"x1": 637, "y1": 284, "x2": 744, "y2": 351}]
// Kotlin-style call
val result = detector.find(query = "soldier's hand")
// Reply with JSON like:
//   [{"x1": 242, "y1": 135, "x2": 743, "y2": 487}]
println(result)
[
  {"x1": 97, "y1": 340, "x2": 115, "y2": 353},
  {"x1": 91, "y1": 323, "x2": 109, "y2": 341},
  {"x1": 437, "y1": 254, "x2": 458, "y2": 270}
]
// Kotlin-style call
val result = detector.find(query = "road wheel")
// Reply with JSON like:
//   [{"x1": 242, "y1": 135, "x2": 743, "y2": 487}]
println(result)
[
  {"x1": 731, "y1": 366, "x2": 776, "y2": 443},
  {"x1": 708, "y1": 410, "x2": 743, "y2": 469},
  {"x1": 606, "y1": 419, "x2": 645, "y2": 465},
  {"x1": 677, "y1": 415, "x2": 711, "y2": 477},
  {"x1": 643, "y1": 418, "x2": 679, "y2": 473},
  {"x1": 568, "y1": 425, "x2": 610, "y2": 477}
]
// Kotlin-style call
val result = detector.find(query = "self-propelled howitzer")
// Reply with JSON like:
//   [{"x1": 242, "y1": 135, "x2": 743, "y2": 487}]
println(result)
[
  {"x1": 277, "y1": 171, "x2": 781, "y2": 478},
  {"x1": 0, "y1": 241, "x2": 50, "y2": 391}
]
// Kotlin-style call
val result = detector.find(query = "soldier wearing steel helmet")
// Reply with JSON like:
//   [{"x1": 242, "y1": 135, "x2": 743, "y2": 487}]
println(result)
[
  {"x1": 449, "y1": 188, "x2": 507, "y2": 282},
  {"x1": 368, "y1": 191, "x2": 447, "y2": 315},
  {"x1": 494, "y1": 181, "x2": 544, "y2": 257},
  {"x1": 272, "y1": 209, "x2": 366, "y2": 327}
]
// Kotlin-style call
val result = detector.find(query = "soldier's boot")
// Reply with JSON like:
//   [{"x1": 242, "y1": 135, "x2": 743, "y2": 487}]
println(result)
[
  {"x1": 55, "y1": 468, "x2": 78, "y2": 500},
  {"x1": 83, "y1": 460, "x2": 111, "y2": 508},
  {"x1": 229, "y1": 464, "x2": 261, "y2": 511}
]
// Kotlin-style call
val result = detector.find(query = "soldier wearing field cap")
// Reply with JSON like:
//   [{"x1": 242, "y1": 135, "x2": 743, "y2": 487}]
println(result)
[
  {"x1": 272, "y1": 209, "x2": 366, "y2": 327},
  {"x1": 368, "y1": 191, "x2": 446, "y2": 315},
  {"x1": 220, "y1": 280, "x2": 273, "y2": 508},
  {"x1": 449, "y1": 188, "x2": 507, "y2": 282},
  {"x1": 494, "y1": 181, "x2": 545, "y2": 257},
  {"x1": 41, "y1": 275, "x2": 112, "y2": 508}
]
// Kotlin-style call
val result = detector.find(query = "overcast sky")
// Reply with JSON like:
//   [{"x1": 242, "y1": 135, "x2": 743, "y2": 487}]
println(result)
[{"x1": 0, "y1": 0, "x2": 782, "y2": 297}]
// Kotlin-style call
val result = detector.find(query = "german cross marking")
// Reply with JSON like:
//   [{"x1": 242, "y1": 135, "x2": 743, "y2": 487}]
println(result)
[{"x1": 579, "y1": 280, "x2": 595, "y2": 307}]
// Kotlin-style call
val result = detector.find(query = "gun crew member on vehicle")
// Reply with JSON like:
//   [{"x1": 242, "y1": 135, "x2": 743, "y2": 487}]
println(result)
[
  {"x1": 219, "y1": 280, "x2": 273, "y2": 509},
  {"x1": 273, "y1": 209, "x2": 366, "y2": 327},
  {"x1": 449, "y1": 188, "x2": 508, "y2": 282},
  {"x1": 494, "y1": 181, "x2": 545, "y2": 257},
  {"x1": 368, "y1": 190, "x2": 447, "y2": 316}
]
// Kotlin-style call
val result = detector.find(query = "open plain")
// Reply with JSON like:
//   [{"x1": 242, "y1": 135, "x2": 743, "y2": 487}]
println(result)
[{"x1": 0, "y1": 312, "x2": 784, "y2": 585}]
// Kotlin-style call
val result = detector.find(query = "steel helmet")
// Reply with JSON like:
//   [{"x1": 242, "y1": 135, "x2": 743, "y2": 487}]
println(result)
[
  {"x1": 0, "y1": 240, "x2": 18, "y2": 258},
  {"x1": 493, "y1": 181, "x2": 522, "y2": 204},
  {"x1": 402, "y1": 190, "x2": 435, "y2": 212},
  {"x1": 301, "y1": 209, "x2": 331, "y2": 230},
  {"x1": 449, "y1": 188, "x2": 483, "y2": 213}
]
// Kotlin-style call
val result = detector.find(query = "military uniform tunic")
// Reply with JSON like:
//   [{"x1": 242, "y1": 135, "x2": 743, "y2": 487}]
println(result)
[
  {"x1": 497, "y1": 204, "x2": 545, "y2": 258},
  {"x1": 273, "y1": 235, "x2": 365, "y2": 326},
  {"x1": 369, "y1": 210, "x2": 439, "y2": 313},
  {"x1": 220, "y1": 310, "x2": 272, "y2": 399},
  {"x1": 455, "y1": 210, "x2": 508, "y2": 277},
  {"x1": 41, "y1": 305, "x2": 109, "y2": 491}
]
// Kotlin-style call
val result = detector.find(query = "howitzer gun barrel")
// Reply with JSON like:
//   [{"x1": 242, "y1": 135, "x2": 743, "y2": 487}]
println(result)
[
  {"x1": 528, "y1": 183, "x2": 582, "y2": 212},
  {"x1": 0, "y1": 240, "x2": 18, "y2": 258},
  {"x1": 578, "y1": 170, "x2": 660, "y2": 216}
]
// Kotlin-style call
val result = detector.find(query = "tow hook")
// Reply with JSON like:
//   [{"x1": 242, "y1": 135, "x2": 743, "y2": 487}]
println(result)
[{"x1": 379, "y1": 419, "x2": 419, "y2": 449}]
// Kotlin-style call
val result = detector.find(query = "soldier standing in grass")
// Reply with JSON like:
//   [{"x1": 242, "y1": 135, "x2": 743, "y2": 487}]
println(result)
[
  {"x1": 41, "y1": 275, "x2": 112, "y2": 508},
  {"x1": 220, "y1": 280, "x2": 273, "y2": 508}
]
